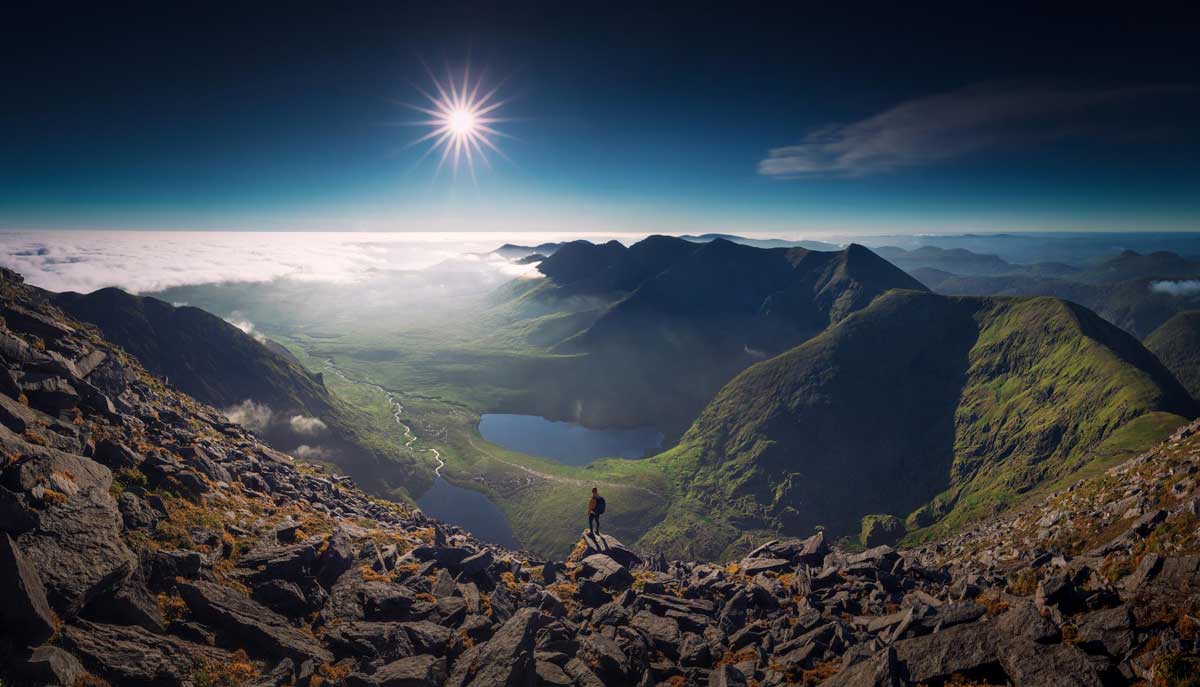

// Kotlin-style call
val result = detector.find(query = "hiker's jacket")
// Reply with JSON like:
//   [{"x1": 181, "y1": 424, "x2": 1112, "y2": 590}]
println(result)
[{"x1": 588, "y1": 495, "x2": 597, "y2": 515}]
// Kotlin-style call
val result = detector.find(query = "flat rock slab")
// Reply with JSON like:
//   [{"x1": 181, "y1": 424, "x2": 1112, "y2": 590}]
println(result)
[{"x1": 178, "y1": 580, "x2": 333, "y2": 663}]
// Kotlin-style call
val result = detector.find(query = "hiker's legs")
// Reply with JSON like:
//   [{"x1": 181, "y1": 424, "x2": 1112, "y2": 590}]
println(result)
[{"x1": 588, "y1": 514, "x2": 599, "y2": 535}]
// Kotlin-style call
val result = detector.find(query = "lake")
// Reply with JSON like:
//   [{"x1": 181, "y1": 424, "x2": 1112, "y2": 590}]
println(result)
[
  {"x1": 478, "y1": 413, "x2": 664, "y2": 466},
  {"x1": 416, "y1": 478, "x2": 518, "y2": 549}
]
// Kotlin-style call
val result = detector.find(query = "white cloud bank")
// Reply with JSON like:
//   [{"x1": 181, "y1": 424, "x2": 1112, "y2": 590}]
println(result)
[
  {"x1": 1151, "y1": 280, "x2": 1200, "y2": 296},
  {"x1": 759, "y1": 82, "x2": 1192, "y2": 178},
  {"x1": 0, "y1": 230, "x2": 583, "y2": 294}
]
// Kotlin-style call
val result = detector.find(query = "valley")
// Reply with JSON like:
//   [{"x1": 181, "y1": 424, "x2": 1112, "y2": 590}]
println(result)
[{"x1": 139, "y1": 233, "x2": 1200, "y2": 561}]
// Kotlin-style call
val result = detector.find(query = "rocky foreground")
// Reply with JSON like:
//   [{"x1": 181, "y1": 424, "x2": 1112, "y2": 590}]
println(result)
[{"x1": 0, "y1": 266, "x2": 1199, "y2": 686}]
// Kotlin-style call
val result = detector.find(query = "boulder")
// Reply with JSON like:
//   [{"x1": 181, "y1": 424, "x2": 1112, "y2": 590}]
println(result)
[
  {"x1": 739, "y1": 557, "x2": 791, "y2": 576},
  {"x1": 578, "y1": 633, "x2": 630, "y2": 683},
  {"x1": 1000, "y1": 640, "x2": 1103, "y2": 686},
  {"x1": 0, "y1": 532, "x2": 56, "y2": 645},
  {"x1": 1, "y1": 432, "x2": 136, "y2": 616},
  {"x1": 711, "y1": 665, "x2": 749, "y2": 687},
  {"x1": 463, "y1": 607, "x2": 541, "y2": 686},
  {"x1": 460, "y1": 548, "x2": 495, "y2": 578},
  {"x1": 365, "y1": 654, "x2": 448, "y2": 687},
  {"x1": 249, "y1": 658, "x2": 295, "y2": 687},
  {"x1": 535, "y1": 660, "x2": 574, "y2": 686},
  {"x1": 316, "y1": 527, "x2": 355, "y2": 588},
  {"x1": 401, "y1": 620, "x2": 454, "y2": 655},
  {"x1": 580, "y1": 553, "x2": 634, "y2": 589},
  {"x1": 82, "y1": 561, "x2": 164, "y2": 634},
  {"x1": 819, "y1": 646, "x2": 906, "y2": 687},
  {"x1": 325, "y1": 621, "x2": 415, "y2": 661},
  {"x1": 118, "y1": 491, "x2": 161, "y2": 530},
  {"x1": 891, "y1": 619, "x2": 999, "y2": 683},
  {"x1": 251, "y1": 579, "x2": 310, "y2": 617},
  {"x1": 234, "y1": 539, "x2": 318, "y2": 583},
  {"x1": 577, "y1": 531, "x2": 642, "y2": 569},
  {"x1": 362, "y1": 581, "x2": 416, "y2": 621},
  {"x1": 63, "y1": 619, "x2": 234, "y2": 687},
  {"x1": 631, "y1": 610, "x2": 682, "y2": 658},
  {"x1": 177, "y1": 580, "x2": 333, "y2": 663},
  {"x1": 13, "y1": 645, "x2": 87, "y2": 687}
]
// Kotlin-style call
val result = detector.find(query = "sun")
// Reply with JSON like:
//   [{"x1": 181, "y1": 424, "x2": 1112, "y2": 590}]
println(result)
[{"x1": 408, "y1": 66, "x2": 509, "y2": 179}]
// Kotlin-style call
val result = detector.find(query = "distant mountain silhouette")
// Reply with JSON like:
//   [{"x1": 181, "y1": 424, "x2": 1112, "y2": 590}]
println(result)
[{"x1": 496, "y1": 235, "x2": 925, "y2": 434}]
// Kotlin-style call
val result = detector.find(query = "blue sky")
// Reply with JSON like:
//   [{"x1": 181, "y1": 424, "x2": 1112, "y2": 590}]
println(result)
[{"x1": 2, "y1": 4, "x2": 1199, "y2": 234}]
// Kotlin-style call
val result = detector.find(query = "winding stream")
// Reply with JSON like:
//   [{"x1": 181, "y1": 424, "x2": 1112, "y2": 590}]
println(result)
[{"x1": 320, "y1": 360, "x2": 516, "y2": 546}]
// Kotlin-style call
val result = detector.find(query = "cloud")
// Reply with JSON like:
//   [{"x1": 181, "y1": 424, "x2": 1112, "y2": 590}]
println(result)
[
  {"x1": 759, "y1": 82, "x2": 1193, "y2": 178},
  {"x1": 222, "y1": 399, "x2": 274, "y2": 432},
  {"x1": 289, "y1": 414, "x2": 328, "y2": 435},
  {"x1": 293, "y1": 444, "x2": 330, "y2": 460},
  {"x1": 1150, "y1": 280, "x2": 1200, "y2": 296},
  {"x1": 224, "y1": 312, "x2": 267, "y2": 342},
  {"x1": 0, "y1": 231, "x2": 582, "y2": 294}
]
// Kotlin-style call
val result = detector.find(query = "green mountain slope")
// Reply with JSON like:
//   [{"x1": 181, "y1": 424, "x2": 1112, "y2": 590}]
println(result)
[
  {"x1": 53, "y1": 288, "x2": 331, "y2": 413},
  {"x1": 640, "y1": 290, "x2": 1196, "y2": 560},
  {"x1": 50, "y1": 287, "x2": 424, "y2": 497},
  {"x1": 1145, "y1": 310, "x2": 1200, "y2": 399},
  {"x1": 486, "y1": 236, "x2": 927, "y2": 435}
]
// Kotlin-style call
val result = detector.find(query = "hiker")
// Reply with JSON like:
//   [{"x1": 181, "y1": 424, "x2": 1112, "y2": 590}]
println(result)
[{"x1": 588, "y1": 487, "x2": 605, "y2": 535}]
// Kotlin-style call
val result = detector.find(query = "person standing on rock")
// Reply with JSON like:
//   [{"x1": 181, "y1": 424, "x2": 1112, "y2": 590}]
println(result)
[{"x1": 588, "y1": 487, "x2": 605, "y2": 535}]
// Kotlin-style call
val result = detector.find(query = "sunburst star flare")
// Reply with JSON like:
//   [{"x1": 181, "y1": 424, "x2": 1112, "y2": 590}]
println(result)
[{"x1": 409, "y1": 66, "x2": 510, "y2": 180}]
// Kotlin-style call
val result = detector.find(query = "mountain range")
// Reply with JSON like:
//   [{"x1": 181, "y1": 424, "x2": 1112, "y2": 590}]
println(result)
[
  {"x1": 638, "y1": 290, "x2": 1196, "y2": 559},
  {"x1": 914, "y1": 250, "x2": 1200, "y2": 338},
  {"x1": 491, "y1": 236, "x2": 926, "y2": 434},
  {"x1": 2, "y1": 264, "x2": 1199, "y2": 686}
]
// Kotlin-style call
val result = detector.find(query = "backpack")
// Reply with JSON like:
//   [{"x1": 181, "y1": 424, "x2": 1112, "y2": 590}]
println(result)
[{"x1": 594, "y1": 496, "x2": 606, "y2": 515}]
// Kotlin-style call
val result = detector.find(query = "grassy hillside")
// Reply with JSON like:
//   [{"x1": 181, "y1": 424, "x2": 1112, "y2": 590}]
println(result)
[
  {"x1": 638, "y1": 290, "x2": 1196, "y2": 560},
  {"x1": 1146, "y1": 310, "x2": 1200, "y2": 399},
  {"x1": 51, "y1": 287, "x2": 425, "y2": 498},
  {"x1": 489, "y1": 237, "x2": 927, "y2": 435}
]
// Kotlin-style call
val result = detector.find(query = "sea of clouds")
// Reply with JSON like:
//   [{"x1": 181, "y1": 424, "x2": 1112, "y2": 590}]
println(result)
[{"x1": 0, "y1": 230, "x2": 625, "y2": 294}]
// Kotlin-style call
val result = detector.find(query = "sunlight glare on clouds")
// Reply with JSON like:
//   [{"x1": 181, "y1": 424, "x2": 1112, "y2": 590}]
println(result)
[{"x1": 0, "y1": 231, "x2": 567, "y2": 293}]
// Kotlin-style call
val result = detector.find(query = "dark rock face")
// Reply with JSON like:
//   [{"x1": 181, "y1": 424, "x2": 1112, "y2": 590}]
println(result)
[
  {"x1": 64, "y1": 620, "x2": 235, "y2": 687},
  {"x1": 461, "y1": 607, "x2": 540, "y2": 686},
  {"x1": 177, "y1": 580, "x2": 334, "y2": 663},
  {"x1": 0, "y1": 532, "x2": 56, "y2": 645},
  {"x1": 1, "y1": 429, "x2": 135, "y2": 617}
]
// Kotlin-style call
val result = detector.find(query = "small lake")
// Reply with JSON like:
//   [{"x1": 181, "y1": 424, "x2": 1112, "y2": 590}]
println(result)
[
  {"x1": 479, "y1": 413, "x2": 664, "y2": 466},
  {"x1": 417, "y1": 478, "x2": 518, "y2": 549}
]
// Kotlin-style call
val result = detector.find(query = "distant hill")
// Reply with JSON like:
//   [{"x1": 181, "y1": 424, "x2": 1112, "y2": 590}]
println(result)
[
  {"x1": 922, "y1": 272, "x2": 1200, "y2": 339},
  {"x1": 679, "y1": 233, "x2": 841, "y2": 251},
  {"x1": 874, "y1": 245, "x2": 1083, "y2": 280},
  {"x1": 874, "y1": 245, "x2": 1015, "y2": 276},
  {"x1": 491, "y1": 242, "x2": 564, "y2": 260},
  {"x1": 50, "y1": 287, "x2": 422, "y2": 496},
  {"x1": 1145, "y1": 310, "x2": 1200, "y2": 399},
  {"x1": 1076, "y1": 249, "x2": 1200, "y2": 284},
  {"x1": 493, "y1": 236, "x2": 926, "y2": 434},
  {"x1": 54, "y1": 288, "x2": 330, "y2": 413},
  {"x1": 640, "y1": 290, "x2": 1196, "y2": 559}
]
